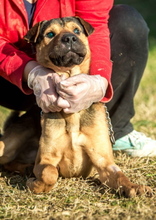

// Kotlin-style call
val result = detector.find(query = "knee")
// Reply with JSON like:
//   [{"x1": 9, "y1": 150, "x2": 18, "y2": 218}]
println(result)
[
  {"x1": 109, "y1": 4, "x2": 149, "y2": 42},
  {"x1": 0, "y1": 155, "x2": 15, "y2": 164}
]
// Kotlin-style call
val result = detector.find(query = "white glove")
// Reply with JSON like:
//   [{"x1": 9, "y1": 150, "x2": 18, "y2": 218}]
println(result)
[
  {"x1": 56, "y1": 74, "x2": 108, "y2": 113},
  {"x1": 27, "y1": 65, "x2": 70, "y2": 113}
]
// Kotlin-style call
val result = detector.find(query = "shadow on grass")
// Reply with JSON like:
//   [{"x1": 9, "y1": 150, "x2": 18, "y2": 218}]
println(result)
[{"x1": 0, "y1": 164, "x2": 34, "y2": 191}]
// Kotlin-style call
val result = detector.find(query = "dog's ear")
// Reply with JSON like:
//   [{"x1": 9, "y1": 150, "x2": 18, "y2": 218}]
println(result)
[
  {"x1": 75, "y1": 16, "x2": 94, "y2": 36},
  {"x1": 24, "y1": 21, "x2": 45, "y2": 43}
]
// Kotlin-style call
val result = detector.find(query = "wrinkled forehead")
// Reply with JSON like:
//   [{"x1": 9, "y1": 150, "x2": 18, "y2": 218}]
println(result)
[{"x1": 41, "y1": 17, "x2": 84, "y2": 35}]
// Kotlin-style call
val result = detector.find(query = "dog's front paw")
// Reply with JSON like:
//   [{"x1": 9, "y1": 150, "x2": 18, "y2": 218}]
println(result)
[
  {"x1": 26, "y1": 177, "x2": 55, "y2": 194},
  {"x1": 118, "y1": 183, "x2": 153, "y2": 198}
]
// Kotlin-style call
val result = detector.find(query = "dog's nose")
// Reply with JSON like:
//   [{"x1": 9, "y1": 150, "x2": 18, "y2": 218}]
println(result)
[{"x1": 61, "y1": 33, "x2": 77, "y2": 44}]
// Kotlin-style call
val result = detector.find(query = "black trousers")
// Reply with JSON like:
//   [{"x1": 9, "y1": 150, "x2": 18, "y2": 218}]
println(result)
[
  {"x1": 0, "y1": 5, "x2": 149, "y2": 140},
  {"x1": 106, "y1": 5, "x2": 149, "y2": 139}
]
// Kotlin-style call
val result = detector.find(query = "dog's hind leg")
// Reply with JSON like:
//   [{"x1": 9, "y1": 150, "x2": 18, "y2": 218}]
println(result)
[
  {"x1": 0, "y1": 112, "x2": 38, "y2": 165},
  {"x1": 81, "y1": 103, "x2": 152, "y2": 197}
]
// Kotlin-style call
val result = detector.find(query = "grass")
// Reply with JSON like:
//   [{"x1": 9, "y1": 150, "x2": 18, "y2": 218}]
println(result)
[
  {"x1": 0, "y1": 156, "x2": 156, "y2": 219},
  {"x1": 131, "y1": 46, "x2": 156, "y2": 139},
  {"x1": 0, "y1": 44, "x2": 156, "y2": 220}
]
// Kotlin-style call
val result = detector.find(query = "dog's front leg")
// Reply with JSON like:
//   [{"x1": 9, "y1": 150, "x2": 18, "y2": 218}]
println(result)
[
  {"x1": 96, "y1": 163, "x2": 153, "y2": 197},
  {"x1": 26, "y1": 112, "x2": 66, "y2": 193},
  {"x1": 81, "y1": 103, "x2": 152, "y2": 197},
  {"x1": 84, "y1": 132, "x2": 152, "y2": 197},
  {"x1": 27, "y1": 162, "x2": 59, "y2": 194}
]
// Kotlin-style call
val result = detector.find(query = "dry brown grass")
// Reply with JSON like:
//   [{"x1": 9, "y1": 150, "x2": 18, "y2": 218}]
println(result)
[
  {"x1": 0, "y1": 155, "x2": 156, "y2": 219},
  {"x1": 0, "y1": 49, "x2": 156, "y2": 219}
]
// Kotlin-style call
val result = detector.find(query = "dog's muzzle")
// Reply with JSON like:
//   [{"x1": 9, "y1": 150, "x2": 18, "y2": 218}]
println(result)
[{"x1": 49, "y1": 33, "x2": 87, "y2": 67}]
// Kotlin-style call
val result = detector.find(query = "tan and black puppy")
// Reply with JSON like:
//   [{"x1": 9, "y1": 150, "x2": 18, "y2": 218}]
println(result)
[
  {"x1": 0, "y1": 17, "x2": 152, "y2": 197},
  {"x1": 23, "y1": 16, "x2": 152, "y2": 197}
]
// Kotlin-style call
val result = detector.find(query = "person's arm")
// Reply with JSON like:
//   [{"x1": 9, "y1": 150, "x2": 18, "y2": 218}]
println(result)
[
  {"x1": 0, "y1": 0, "x2": 70, "y2": 113},
  {"x1": 0, "y1": 37, "x2": 34, "y2": 94},
  {"x1": 55, "y1": 0, "x2": 114, "y2": 113},
  {"x1": 0, "y1": 37, "x2": 69, "y2": 113},
  {"x1": 75, "y1": 0, "x2": 114, "y2": 102},
  {"x1": 23, "y1": 60, "x2": 39, "y2": 82}
]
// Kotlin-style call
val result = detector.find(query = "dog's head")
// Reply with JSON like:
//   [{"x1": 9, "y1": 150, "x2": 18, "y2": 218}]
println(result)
[{"x1": 24, "y1": 17, "x2": 94, "y2": 75}]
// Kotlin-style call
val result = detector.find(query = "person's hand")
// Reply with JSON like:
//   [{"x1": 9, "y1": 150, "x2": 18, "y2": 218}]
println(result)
[
  {"x1": 27, "y1": 65, "x2": 70, "y2": 112},
  {"x1": 56, "y1": 74, "x2": 108, "y2": 113}
]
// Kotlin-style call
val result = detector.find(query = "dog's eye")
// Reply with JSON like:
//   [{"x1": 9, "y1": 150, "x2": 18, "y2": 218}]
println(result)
[
  {"x1": 73, "y1": 28, "x2": 80, "y2": 35},
  {"x1": 45, "y1": 32, "x2": 55, "y2": 38}
]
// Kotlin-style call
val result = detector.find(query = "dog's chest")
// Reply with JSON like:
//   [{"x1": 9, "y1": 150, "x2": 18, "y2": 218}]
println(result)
[
  {"x1": 41, "y1": 103, "x2": 105, "y2": 178},
  {"x1": 58, "y1": 111, "x2": 93, "y2": 177}
]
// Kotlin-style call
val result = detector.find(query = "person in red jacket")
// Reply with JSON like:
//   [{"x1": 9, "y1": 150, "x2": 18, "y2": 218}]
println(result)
[{"x1": 0, "y1": 0, "x2": 155, "y2": 157}]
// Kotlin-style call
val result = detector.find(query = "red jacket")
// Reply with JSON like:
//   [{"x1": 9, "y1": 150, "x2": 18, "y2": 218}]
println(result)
[{"x1": 0, "y1": 0, "x2": 113, "y2": 102}]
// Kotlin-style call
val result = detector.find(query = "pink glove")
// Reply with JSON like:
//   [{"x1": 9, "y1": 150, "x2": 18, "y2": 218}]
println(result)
[
  {"x1": 27, "y1": 65, "x2": 70, "y2": 113},
  {"x1": 56, "y1": 74, "x2": 108, "y2": 113}
]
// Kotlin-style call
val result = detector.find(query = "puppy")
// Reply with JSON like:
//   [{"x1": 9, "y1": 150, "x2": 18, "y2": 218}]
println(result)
[
  {"x1": 0, "y1": 17, "x2": 152, "y2": 197},
  {"x1": 23, "y1": 16, "x2": 152, "y2": 197}
]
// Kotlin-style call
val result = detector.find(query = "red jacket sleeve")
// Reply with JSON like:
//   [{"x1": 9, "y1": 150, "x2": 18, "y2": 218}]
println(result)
[
  {"x1": 75, "y1": 0, "x2": 113, "y2": 102},
  {"x1": 0, "y1": 39, "x2": 33, "y2": 94}
]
